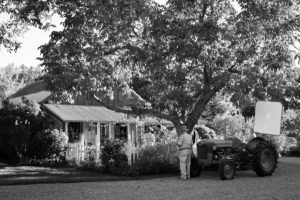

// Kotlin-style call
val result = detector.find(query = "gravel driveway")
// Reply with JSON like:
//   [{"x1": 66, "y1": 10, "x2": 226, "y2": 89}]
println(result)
[{"x1": 0, "y1": 157, "x2": 299, "y2": 200}]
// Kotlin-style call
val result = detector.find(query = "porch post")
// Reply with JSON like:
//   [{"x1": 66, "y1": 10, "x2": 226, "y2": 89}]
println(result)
[
  {"x1": 109, "y1": 122, "x2": 114, "y2": 140},
  {"x1": 65, "y1": 122, "x2": 69, "y2": 158},
  {"x1": 127, "y1": 123, "x2": 132, "y2": 165},
  {"x1": 65, "y1": 122, "x2": 69, "y2": 136},
  {"x1": 80, "y1": 123, "x2": 86, "y2": 163},
  {"x1": 96, "y1": 122, "x2": 100, "y2": 161}
]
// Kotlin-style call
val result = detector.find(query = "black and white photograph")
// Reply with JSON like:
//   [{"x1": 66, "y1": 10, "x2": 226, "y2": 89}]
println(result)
[{"x1": 0, "y1": 0, "x2": 300, "y2": 199}]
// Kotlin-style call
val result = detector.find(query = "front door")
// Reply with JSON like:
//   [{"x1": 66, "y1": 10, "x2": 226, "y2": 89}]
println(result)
[{"x1": 87, "y1": 122, "x2": 97, "y2": 146}]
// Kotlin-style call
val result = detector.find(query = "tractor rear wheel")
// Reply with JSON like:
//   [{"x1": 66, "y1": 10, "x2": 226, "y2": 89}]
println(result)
[
  {"x1": 253, "y1": 144, "x2": 278, "y2": 176},
  {"x1": 219, "y1": 160, "x2": 235, "y2": 180}
]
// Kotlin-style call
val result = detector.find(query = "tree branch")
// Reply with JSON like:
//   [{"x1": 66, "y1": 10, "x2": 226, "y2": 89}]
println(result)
[
  {"x1": 75, "y1": 56, "x2": 83, "y2": 68},
  {"x1": 211, "y1": 72, "x2": 232, "y2": 91},
  {"x1": 227, "y1": 64, "x2": 240, "y2": 74},
  {"x1": 203, "y1": 64, "x2": 211, "y2": 84},
  {"x1": 92, "y1": 93, "x2": 176, "y2": 123},
  {"x1": 200, "y1": 2, "x2": 209, "y2": 23}
]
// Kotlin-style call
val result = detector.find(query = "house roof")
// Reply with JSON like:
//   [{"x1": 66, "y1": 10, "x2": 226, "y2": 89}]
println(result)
[
  {"x1": 8, "y1": 80, "x2": 52, "y2": 104},
  {"x1": 9, "y1": 91, "x2": 52, "y2": 104},
  {"x1": 8, "y1": 80, "x2": 171, "y2": 125},
  {"x1": 10, "y1": 80, "x2": 47, "y2": 98},
  {"x1": 42, "y1": 104, "x2": 172, "y2": 125},
  {"x1": 9, "y1": 79, "x2": 145, "y2": 107},
  {"x1": 42, "y1": 104, "x2": 137, "y2": 123}
]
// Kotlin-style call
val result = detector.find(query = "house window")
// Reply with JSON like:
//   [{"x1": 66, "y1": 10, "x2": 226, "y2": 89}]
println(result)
[
  {"x1": 68, "y1": 122, "x2": 81, "y2": 142},
  {"x1": 115, "y1": 123, "x2": 128, "y2": 141}
]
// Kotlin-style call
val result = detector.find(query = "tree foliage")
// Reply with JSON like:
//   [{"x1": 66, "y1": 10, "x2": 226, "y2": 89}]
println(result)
[
  {"x1": 0, "y1": 0, "x2": 54, "y2": 51},
  {"x1": 0, "y1": 63, "x2": 43, "y2": 103},
  {"x1": 282, "y1": 109, "x2": 300, "y2": 136},
  {"x1": 2, "y1": 0, "x2": 300, "y2": 133}
]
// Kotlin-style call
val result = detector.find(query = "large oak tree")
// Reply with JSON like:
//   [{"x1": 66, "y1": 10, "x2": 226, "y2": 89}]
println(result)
[{"x1": 3, "y1": 0, "x2": 300, "y2": 133}]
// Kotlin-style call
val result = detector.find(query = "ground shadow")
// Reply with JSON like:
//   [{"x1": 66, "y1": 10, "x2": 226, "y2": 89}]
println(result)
[{"x1": 0, "y1": 157, "x2": 299, "y2": 185}]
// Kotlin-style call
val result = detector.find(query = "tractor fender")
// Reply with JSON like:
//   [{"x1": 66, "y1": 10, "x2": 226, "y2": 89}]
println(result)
[{"x1": 246, "y1": 137, "x2": 268, "y2": 154}]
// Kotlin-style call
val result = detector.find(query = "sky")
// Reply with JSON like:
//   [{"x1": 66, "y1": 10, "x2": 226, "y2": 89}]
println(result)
[
  {"x1": 0, "y1": 0, "x2": 168, "y2": 68},
  {"x1": 0, "y1": 14, "x2": 63, "y2": 68}
]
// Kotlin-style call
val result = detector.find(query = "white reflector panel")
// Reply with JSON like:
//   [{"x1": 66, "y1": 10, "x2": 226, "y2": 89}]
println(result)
[{"x1": 254, "y1": 101, "x2": 283, "y2": 136}]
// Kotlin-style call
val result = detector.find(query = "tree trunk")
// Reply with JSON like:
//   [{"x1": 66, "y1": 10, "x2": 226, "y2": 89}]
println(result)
[
  {"x1": 174, "y1": 122, "x2": 183, "y2": 136},
  {"x1": 170, "y1": 90, "x2": 217, "y2": 136},
  {"x1": 186, "y1": 90, "x2": 217, "y2": 131}
]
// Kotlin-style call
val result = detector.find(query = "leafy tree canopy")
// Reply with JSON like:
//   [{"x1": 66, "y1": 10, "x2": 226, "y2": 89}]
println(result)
[
  {"x1": 3, "y1": 0, "x2": 300, "y2": 132},
  {"x1": 0, "y1": 63, "x2": 43, "y2": 102}
]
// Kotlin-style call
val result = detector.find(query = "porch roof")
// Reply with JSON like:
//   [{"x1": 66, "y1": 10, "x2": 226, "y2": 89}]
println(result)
[{"x1": 42, "y1": 104, "x2": 137, "y2": 123}]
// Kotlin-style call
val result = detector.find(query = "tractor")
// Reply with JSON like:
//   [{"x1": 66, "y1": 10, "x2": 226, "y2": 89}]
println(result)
[{"x1": 190, "y1": 101, "x2": 282, "y2": 180}]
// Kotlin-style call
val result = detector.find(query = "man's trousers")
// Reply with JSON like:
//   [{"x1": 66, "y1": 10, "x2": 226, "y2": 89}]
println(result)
[{"x1": 179, "y1": 149, "x2": 192, "y2": 179}]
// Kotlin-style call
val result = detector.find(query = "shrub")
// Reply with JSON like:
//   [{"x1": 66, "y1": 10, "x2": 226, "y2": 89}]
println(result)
[
  {"x1": 212, "y1": 113, "x2": 245, "y2": 136},
  {"x1": 208, "y1": 112, "x2": 255, "y2": 142},
  {"x1": 194, "y1": 125, "x2": 216, "y2": 139},
  {"x1": 281, "y1": 109, "x2": 300, "y2": 136},
  {"x1": 131, "y1": 142, "x2": 179, "y2": 176},
  {"x1": 27, "y1": 129, "x2": 68, "y2": 160},
  {"x1": 287, "y1": 146, "x2": 300, "y2": 157},
  {"x1": 25, "y1": 157, "x2": 68, "y2": 167},
  {"x1": 0, "y1": 99, "x2": 51, "y2": 161},
  {"x1": 100, "y1": 140, "x2": 179, "y2": 176},
  {"x1": 100, "y1": 139, "x2": 130, "y2": 176},
  {"x1": 79, "y1": 145, "x2": 99, "y2": 170},
  {"x1": 280, "y1": 135, "x2": 300, "y2": 156},
  {"x1": 79, "y1": 158, "x2": 98, "y2": 170},
  {"x1": 0, "y1": 99, "x2": 68, "y2": 164}
]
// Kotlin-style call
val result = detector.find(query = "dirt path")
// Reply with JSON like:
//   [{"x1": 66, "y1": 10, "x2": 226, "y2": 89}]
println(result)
[{"x1": 0, "y1": 157, "x2": 299, "y2": 200}]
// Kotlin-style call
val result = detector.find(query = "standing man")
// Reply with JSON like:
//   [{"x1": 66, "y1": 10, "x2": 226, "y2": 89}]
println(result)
[
  {"x1": 177, "y1": 124, "x2": 193, "y2": 179},
  {"x1": 154, "y1": 124, "x2": 166, "y2": 144},
  {"x1": 143, "y1": 126, "x2": 156, "y2": 146}
]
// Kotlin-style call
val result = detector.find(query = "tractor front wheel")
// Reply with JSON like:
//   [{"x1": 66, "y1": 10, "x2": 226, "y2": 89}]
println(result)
[{"x1": 219, "y1": 160, "x2": 235, "y2": 180}]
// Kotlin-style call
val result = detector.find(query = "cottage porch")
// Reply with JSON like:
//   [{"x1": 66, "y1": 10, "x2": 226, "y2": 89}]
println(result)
[{"x1": 42, "y1": 104, "x2": 170, "y2": 164}]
